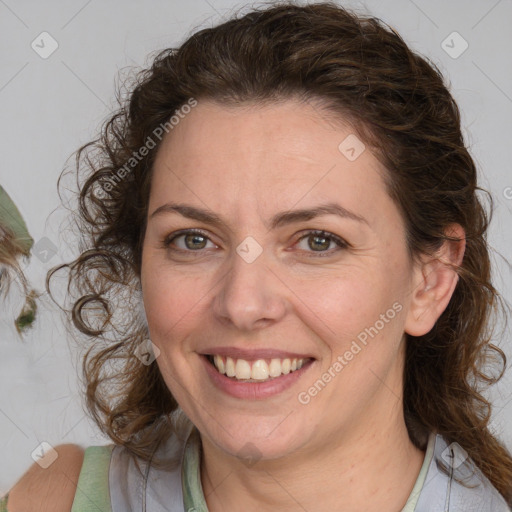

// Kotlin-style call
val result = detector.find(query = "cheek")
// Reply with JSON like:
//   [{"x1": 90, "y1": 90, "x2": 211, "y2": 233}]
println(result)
[
  {"x1": 141, "y1": 262, "x2": 208, "y2": 344},
  {"x1": 292, "y1": 267, "x2": 392, "y2": 334},
  {"x1": 296, "y1": 270, "x2": 407, "y2": 410},
  {"x1": 295, "y1": 263, "x2": 408, "y2": 372},
  {"x1": 141, "y1": 266, "x2": 205, "y2": 388}
]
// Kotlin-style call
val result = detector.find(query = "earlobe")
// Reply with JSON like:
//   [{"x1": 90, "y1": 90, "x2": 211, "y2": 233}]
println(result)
[{"x1": 404, "y1": 224, "x2": 466, "y2": 337}]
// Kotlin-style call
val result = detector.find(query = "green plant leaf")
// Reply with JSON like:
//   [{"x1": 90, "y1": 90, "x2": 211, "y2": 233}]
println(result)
[
  {"x1": 0, "y1": 185, "x2": 33, "y2": 256},
  {"x1": 15, "y1": 289, "x2": 38, "y2": 334},
  {"x1": 0, "y1": 185, "x2": 38, "y2": 334}
]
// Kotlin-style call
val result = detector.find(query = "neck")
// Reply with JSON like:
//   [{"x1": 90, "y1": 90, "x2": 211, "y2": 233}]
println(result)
[{"x1": 200, "y1": 398, "x2": 425, "y2": 512}]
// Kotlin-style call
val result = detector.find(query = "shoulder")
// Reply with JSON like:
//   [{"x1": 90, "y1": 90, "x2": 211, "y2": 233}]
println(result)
[{"x1": 6, "y1": 444, "x2": 85, "y2": 512}]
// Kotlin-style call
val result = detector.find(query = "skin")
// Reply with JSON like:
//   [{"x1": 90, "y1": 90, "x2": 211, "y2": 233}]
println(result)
[
  {"x1": 7, "y1": 444, "x2": 85, "y2": 512},
  {"x1": 140, "y1": 97, "x2": 465, "y2": 512}
]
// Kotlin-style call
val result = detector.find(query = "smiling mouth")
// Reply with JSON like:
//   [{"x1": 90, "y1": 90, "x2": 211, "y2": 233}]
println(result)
[{"x1": 205, "y1": 354, "x2": 314, "y2": 382}]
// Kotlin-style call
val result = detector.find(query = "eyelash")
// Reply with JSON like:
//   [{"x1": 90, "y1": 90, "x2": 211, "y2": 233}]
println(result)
[{"x1": 162, "y1": 229, "x2": 349, "y2": 257}]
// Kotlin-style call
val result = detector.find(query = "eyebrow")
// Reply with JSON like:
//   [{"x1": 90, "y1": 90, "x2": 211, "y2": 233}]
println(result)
[{"x1": 150, "y1": 201, "x2": 368, "y2": 230}]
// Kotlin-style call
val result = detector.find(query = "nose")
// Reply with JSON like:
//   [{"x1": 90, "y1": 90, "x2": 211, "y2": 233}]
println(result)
[{"x1": 211, "y1": 246, "x2": 288, "y2": 332}]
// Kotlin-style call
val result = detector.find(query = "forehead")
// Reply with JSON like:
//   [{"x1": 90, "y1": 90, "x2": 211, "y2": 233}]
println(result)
[{"x1": 150, "y1": 98, "x2": 393, "y2": 227}]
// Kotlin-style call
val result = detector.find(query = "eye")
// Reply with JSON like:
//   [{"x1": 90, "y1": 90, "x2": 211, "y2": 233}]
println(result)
[
  {"x1": 162, "y1": 228, "x2": 349, "y2": 257},
  {"x1": 163, "y1": 229, "x2": 217, "y2": 252},
  {"x1": 294, "y1": 230, "x2": 348, "y2": 256}
]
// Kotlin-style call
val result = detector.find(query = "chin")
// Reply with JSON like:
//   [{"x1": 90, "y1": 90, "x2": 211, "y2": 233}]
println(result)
[{"x1": 198, "y1": 414, "x2": 310, "y2": 462}]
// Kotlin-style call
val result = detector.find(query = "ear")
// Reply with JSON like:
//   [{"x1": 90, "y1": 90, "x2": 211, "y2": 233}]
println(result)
[{"x1": 404, "y1": 224, "x2": 466, "y2": 337}]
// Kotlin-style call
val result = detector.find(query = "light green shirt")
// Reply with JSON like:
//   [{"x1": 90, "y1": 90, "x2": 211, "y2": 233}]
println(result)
[{"x1": 0, "y1": 431, "x2": 440, "y2": 511}]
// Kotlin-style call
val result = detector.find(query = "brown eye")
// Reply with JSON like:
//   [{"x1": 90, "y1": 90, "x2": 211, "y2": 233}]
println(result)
[
  {"x1": 183, "y1": 233, "x2": 208, "y2": 250},
  {"x1": 163, "y1": 229, "x2": 216, "y2": 252},
  {"x1": 307, "y1": 233, "x2": 331, "y2": 251},
  {"x1": 295, "y1": 230, "x2": 348, "y2": 256}
]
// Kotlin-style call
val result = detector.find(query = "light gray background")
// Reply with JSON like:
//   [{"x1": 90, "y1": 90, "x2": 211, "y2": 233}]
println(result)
[{"x1": 0, "y1": 0, "x2": 511, "y2": 495}]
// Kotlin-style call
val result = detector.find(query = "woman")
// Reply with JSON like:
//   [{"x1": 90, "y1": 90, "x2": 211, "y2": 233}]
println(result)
[{"x1": 3, "y1": 2, "x2": 511, "y2": 511}]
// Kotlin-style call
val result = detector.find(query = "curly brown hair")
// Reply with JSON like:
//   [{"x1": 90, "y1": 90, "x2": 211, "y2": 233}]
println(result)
[{"x1": 48, "y1": 1, "x2": 512, "y2": 502}]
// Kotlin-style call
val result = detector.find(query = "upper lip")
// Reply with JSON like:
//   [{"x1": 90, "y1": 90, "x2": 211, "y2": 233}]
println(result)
[{"x1": 199, "y1": 346, "x2": 316, "y2": 361}]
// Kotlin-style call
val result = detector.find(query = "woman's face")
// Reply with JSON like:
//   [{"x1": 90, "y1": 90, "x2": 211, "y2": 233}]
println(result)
[{"x1": 141, "y1": 98, "x2": 421, "y2": 461}]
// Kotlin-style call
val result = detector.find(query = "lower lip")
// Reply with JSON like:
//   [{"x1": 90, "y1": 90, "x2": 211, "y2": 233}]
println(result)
[{"x1": 201, "y1": 355, "x2": 314, "y2": 400}]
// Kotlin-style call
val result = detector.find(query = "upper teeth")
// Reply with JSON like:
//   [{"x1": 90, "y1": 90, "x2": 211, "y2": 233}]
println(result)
[{"x1": 212, "y1": 355, "x2": 307, "y2": 381}]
